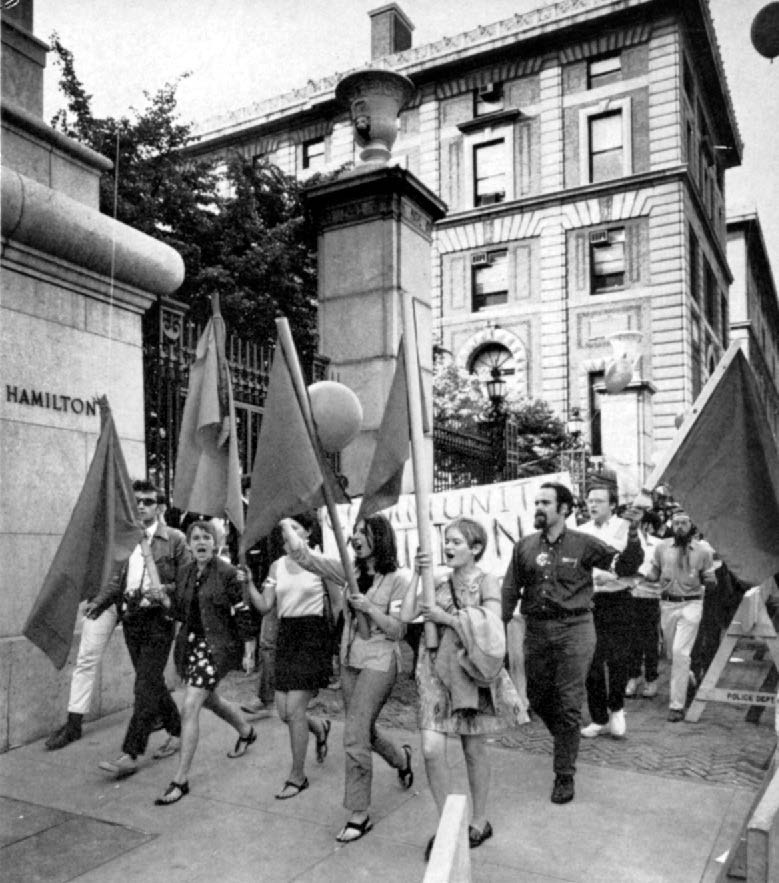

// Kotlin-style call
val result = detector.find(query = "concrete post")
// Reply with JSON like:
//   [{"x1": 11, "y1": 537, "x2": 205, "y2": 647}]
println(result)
[{"x1": 304, "y1": 165, "x2": 446, "y2": 494}]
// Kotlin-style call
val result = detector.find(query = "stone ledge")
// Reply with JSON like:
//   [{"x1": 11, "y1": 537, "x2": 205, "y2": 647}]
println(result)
[{"x1": 1, "y1": 169, "x2": 185, "y2": 297}]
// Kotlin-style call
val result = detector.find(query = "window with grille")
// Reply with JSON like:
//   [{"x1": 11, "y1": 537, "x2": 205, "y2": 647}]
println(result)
[
  {"x1": 473, "y1": 139, "x2": 506, "y2": 206},
  {"x1": 589, "y1": 110, "x2": 624, "y2": 182},
  {"x1": 588, "y1": 54, "x2": 621, "y2": 89},
  {"x1": 590, "y1": 228, "x2": 626, "y2": 293},
  {"x1": 472, "y1": 250, "x2": 508, "y2": 311},
  {"x1": 303, "y1": 137, "x2": 325, "y2": 170}
]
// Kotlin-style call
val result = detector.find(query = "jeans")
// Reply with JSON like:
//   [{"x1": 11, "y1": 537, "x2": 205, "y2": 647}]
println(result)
[
  {"x1": 341, "y1": 658, "x2": 405, "y2": 811},
  {"x1": 628, "y1": 598, "x2": 660, "y2": 683},
  {"x1": 586, "y1": 592, "x2": 633, "y2": 724},
  {"x1": 121, "y1": 619, "x2": 180, "y2": 757},
  {"x1": 661, "y1": 599, "x2": 703, "y2": 710},
  {"x1": 525, "y1": 615, "x2": 596, "y2": 777},
  {"x1": 68, "y1": 606, "x2": 117, "y2": 715}
]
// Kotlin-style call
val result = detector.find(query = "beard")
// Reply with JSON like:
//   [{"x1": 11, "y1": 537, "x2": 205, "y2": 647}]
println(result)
[
  {"x1": 672, "y1": 529, "x2": 694, "y2": 547},
  {"x1": 534, "y1": 512, "x2": 548, "y2": 529}
]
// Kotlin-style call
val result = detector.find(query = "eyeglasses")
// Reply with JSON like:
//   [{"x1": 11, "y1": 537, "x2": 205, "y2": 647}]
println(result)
[{"x1": 135, "y1": 497, "x2": 157, "y2": 506}]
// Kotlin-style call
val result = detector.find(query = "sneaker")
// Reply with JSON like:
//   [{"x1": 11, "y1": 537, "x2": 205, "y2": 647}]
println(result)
[
  {"x1": 642, "y1": 680, "x2": 658, "y2": 698},
  {"x1": 581, "y1": 722, "x2": 609, "y2": 738},
  {"x1": 98, "y1": 754, "x2": 138, "y2": 778},
  {"x1": 624, "y1": 678, "x2": 639, "y2": 698},
  {"x1": 551, "y1": 775, "x2": 575, "y2": 804},
  {"x1": 667, "y1": 708, "x2": 685, "y2": 723},
  {"x1": 609, "y1": 709, "x2": 627, "y2": 738},
  {"x1": 45, "y1": 723, "x2": 81, "y2": 751}
]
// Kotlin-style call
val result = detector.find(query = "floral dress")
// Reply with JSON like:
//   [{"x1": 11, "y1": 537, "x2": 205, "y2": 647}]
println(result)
[{"x1": 416, "y1": 570, "x2": 529, "y2": 736}]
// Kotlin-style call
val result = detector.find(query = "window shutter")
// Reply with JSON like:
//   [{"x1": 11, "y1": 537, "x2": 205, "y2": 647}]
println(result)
[
  {"x1": 510, "y1": 244, "x2": 533, "y2": 300},
  {"x1": 444, "y1": 254, "x2": 469, "y2": 313},
  {"x1": 514, "y1": 120, "x2": 532, "y2": 197},
  {"x1": 625, "y1": 223, "x2": 642, "y2": 286},
  {"x1": 570, "y1": 231, "x2": 590, "y2": 296},
  {"x1": 440, "y1": 139, "x2": 463, "y2": 211}
]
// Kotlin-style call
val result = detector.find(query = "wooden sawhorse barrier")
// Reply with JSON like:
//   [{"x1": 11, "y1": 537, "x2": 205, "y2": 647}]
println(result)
[{"x1": 686, "y1": 588, "x2": 779, "y2": 723}]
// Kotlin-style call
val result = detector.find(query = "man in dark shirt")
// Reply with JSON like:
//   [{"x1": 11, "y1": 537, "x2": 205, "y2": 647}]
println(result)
[{"x1": 501, "y1": 482, "x2": 643, "y2": 804}]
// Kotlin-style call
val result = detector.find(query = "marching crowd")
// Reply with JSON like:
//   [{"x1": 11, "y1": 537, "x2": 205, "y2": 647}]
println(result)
[{"x1": 43, "y1": 478, "x2": 741, "y2": 859}]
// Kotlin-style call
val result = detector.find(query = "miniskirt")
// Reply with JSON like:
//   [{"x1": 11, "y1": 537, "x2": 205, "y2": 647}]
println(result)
[{"x1": 274, "y1": 615, "x2": 332, "y2": 693}]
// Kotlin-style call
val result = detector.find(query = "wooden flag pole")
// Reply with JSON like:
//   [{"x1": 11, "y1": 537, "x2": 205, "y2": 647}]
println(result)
[
  {"x1": 275, "y1": 319, "x2": 369, "y2": 639},
  {"x1": 634, "y1": 340, "x2": 744, "y2": 506},
  {"x1": 400, "y1": 290, "x2": 438, "y2": 650}
]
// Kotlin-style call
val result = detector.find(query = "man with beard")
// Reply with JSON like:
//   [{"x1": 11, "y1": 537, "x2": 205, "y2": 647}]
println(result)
[
  {"x1": 501, "y1": 482, "x2": 643, "y2": 805},
  {"x1": 644, "y1": 509, "x2": 716, "y2": 722}
]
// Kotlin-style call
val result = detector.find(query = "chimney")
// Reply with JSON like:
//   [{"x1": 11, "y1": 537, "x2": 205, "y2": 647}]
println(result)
[{"x1": 369, "y1": 4, "x2": 414, "y2": 59}]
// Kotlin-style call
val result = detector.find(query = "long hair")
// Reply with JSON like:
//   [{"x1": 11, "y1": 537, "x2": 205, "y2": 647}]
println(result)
[{"x1": 355, "y1": 513, "x2": 398, "y2": 576}]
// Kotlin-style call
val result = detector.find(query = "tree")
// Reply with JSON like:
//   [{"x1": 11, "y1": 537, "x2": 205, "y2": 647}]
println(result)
[
  {"x1": 47, "y1": 35, "x2": 320, "y2": 358},
  {"x1": 432, "y1": 356, "x2": 573, "y2": 477}
]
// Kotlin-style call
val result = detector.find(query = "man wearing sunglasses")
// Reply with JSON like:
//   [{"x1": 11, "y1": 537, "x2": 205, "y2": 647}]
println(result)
[{"x1": 45, "y1": 482, "x2": 189, "y2": 770}]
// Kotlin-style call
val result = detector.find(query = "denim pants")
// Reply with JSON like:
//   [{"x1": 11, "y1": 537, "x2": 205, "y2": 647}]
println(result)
[
  {"x1": 341, "y1": 658, "x2": 405, "y2": 811},
  {"x1": 586, "y1": 592, "x2": 633, "y2": 724},
  {"x1": 121, "y1": 620, "x2": 180, "y2": 757},
  {"x1": 525, "y1": 615, "x2": 596, "y2": 777}
]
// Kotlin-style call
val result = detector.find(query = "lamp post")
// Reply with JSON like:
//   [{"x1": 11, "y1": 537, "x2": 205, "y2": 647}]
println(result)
[
  {"x1": 486, "y1": 366, "x2": 508, "y2": 481},
  {"x1": 563, "y1": 407, "x2": 587, "y2": 500}
]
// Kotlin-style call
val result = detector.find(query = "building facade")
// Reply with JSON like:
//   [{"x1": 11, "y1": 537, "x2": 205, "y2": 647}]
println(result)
[
  {"x1": 727, "y1": 212, "x2": 779, "y2": 441},
  {"x1": 186, "y1": 0, "x2": 745, "y2": 492}
]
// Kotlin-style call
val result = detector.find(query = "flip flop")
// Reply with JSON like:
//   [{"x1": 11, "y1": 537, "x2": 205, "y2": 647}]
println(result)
[
  {"x1": 275, "y1": 777, "x2": 309, "y2": 800},
  {"x1": 227, "y1": 726, "x2": 256, "y2": 758},
  {"x1": 154, "y1": 780, "x2": 189, "y2": 806},
  {"x1": 316, "y1": 719, "x2": 331, "y2": 763},
  {"x1": 336, "y1": 816, "x2": 373, "y2": 843}
]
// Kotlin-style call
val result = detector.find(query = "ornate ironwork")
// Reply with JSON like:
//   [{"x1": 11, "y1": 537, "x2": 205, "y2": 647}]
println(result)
[{"x1": 143, "y1": 296, "x2": 329, "y2": 504}]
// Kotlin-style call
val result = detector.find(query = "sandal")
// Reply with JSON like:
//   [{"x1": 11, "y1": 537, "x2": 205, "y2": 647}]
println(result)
[
  {"x1": 275, "y1": 777, "x2": 309, "y2": 800},
  {"x1": 398, "y1": 743, "x2": 413, "y2": 789},
  {"x1": 336, "y1": 816, "x2": 373, "y2": 843},
  {"x1": 154, "y1": 780, "x2": 189, "y2": 806},
  {"x1": 227, "y1": 726, "x2": 256, "y2": 758},
  {"x1": 316, "y1": 719, "x2": 331, "y2": 764},
  {"x1": 468, "y1": 821, "x2": 493, "y2": 848}
]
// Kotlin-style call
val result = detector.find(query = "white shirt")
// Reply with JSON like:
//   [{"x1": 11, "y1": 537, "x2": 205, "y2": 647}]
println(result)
[
  {"x1": 125, "y1": 523, "x2": 157, "y2": 595},
  {"x1": 578, "y1": 514, "x2": 631, "y2": 593}
]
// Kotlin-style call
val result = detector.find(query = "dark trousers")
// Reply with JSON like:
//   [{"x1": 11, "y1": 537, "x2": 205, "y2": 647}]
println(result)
[
  {"x1": 586, "y1": 592, "x2": 633, "y2": 725},
  {"x1": 525, "y1": 615, "x2": 596, "y2": 778},
  {"x1": 628, "y1": 598, "x2": 660, "y2": 682},
  {"x1": 122, "y1": 620, "x2": 180, "y2": 758}
]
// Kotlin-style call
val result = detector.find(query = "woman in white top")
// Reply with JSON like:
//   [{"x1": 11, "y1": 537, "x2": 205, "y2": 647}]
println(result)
[
  {"x1": 246, "y1": 514, "x2": 335, "y2": 799},
  {"x1": 282, "y1": 513, "x2": 414, "y2": 844}
]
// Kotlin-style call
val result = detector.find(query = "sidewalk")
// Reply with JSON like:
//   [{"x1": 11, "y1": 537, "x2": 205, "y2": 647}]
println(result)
[{"x1": 0, "y1": 687, "x2": 767, "y2": 883}]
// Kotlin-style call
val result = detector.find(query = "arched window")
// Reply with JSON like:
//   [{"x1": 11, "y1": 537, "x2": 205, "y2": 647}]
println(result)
[{"x1": 468, "y1": 343, "x2": 514, "y2": 380}]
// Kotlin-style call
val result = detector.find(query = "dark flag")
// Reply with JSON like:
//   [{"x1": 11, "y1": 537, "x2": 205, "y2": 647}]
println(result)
[
  {"x1": 242, "y1": 335, "x2": 347, "y2": 550},
  {"x1": 172, "y1": 295, "x2": 244, "y2": 533},
  {"x1": 356, "y1": 342, "x2": 410, "y2": 521},
  {"x1": 23, "y1": 398, "x2": 143, "y2": 669},
  {"x1": 656, "y1": 344, "x2": 779, "y2": 586}
]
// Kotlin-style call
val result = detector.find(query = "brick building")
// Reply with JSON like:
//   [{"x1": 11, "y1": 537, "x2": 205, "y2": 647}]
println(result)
[{"x1": 185, "y1": 0, "x2": 751, "y2": 491}]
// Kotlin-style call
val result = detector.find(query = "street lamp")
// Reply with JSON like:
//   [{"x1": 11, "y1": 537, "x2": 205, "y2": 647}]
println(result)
[
  {"x1": 486, "y1": 366, "x2": 508, "y2": 480},
  {"x1": 562, "y1": 407, "x2": 587, "y2": 500}
]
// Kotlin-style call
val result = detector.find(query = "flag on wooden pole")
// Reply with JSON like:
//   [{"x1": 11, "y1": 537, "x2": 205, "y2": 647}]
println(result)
[
  {"x1": 241, "y1": 330, "x2": 347, "y2": 551},
  {"x1": 356, "y1": 341, "x2": 410, "y2": 522},
  {"x1": 23, "y1": 397, "x2": 143, "y2": 669},
  {"x1": 647, "y1": 343, "x2": 779, "y2": 586},
  {"x1": 172, "y1": 294, "x2": 244, "y2": 533}
]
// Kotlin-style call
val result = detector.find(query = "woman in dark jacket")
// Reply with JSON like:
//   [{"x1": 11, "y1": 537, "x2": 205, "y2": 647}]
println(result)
[{"x1": 154, "y1": 520, "x2": 258, "y2": 806}]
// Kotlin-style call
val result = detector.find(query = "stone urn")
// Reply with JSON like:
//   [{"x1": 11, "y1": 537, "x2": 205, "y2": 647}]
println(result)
[{"x1": 335, "y1": 68, "x2": 415, "y2": 166}]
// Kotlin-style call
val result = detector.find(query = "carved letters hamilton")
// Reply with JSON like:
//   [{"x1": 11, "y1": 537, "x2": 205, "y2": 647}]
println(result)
[{"x1": 5, "y1": 385, "x2": 98, "y2": 416}]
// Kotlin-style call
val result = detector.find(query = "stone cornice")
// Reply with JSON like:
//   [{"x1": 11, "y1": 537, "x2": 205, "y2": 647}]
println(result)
[
  {"x1": 1, "y1": 169, "x2": 185, "y2": 297},
  {"x1": 1, "y1": 100, "x2": 114, "y2": 172}
]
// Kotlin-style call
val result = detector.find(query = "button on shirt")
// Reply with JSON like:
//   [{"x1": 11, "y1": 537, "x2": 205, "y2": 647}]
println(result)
[
  {"x1": 647, "y1": 538, "x2": 715, "y2": 598},
  {"x1": 501, "y1": 527, "x2": 644, "y2": 621}
]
